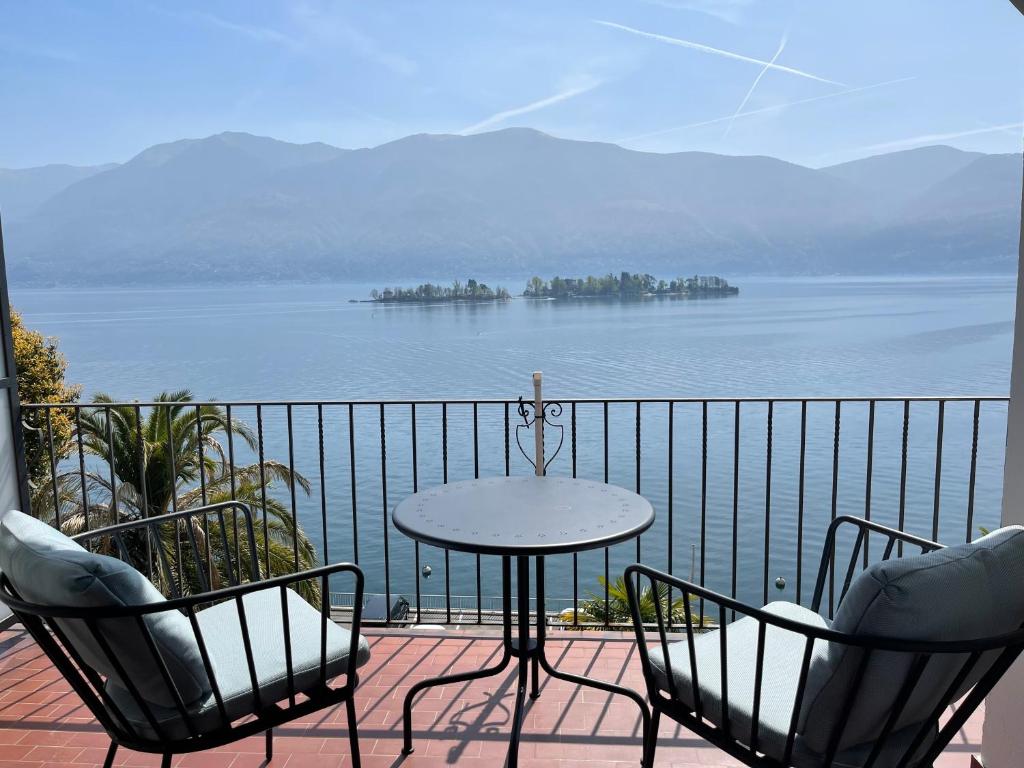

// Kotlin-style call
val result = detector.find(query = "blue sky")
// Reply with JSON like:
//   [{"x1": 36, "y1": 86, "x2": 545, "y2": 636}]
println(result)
[{"x1": 1, "y1": 1, "x2": 1022, "y2": 168}]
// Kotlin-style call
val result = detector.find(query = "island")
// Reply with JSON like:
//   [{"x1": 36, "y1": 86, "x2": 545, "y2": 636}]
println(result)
[
  {"x1": 523, "y1": 272, "x2": 739, "y2": 299},
  {"x1": 371, "y1": 279, "x2": 511, "y2": 303}
]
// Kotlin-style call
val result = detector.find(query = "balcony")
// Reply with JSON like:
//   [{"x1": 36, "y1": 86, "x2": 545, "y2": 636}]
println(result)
[
  {"x1": 0, "y1": 625, "x2": 983, "y2": 768},
  {"x1": 2, "y1": 387, "x2": 1006, "y2": 767}
]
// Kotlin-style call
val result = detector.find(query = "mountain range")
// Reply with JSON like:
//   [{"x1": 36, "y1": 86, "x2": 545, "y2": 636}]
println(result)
[{"x1": 0, "y1": 129, "x2": 1020, "y2": 286}]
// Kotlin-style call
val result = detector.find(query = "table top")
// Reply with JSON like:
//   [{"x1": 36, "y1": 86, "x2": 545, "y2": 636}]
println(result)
[{"x1": 392, "y1": 476, "x2": 655, "y2": 556}]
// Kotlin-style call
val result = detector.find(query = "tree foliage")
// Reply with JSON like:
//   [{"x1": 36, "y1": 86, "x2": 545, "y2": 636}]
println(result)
[
  {"x1": 45, "y1": 391, "x2": 321, "y2": 603},
  {"x1": 373, "y1": 278, "x2": 511, "y2": 302},
  {"x1": 560, "y1": 575, "x2": 713, "y2": 629},
  {"x1": 11, "y1": 308, "x2": 81, "y2": 492},
  {"x1": 524, "y1": 273, "x2": 735, "y2": 298}
]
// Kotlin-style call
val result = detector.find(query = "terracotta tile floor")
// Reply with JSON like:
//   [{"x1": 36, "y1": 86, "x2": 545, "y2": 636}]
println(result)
[{"x1": 0, "y1": 627, "x2": 981, "y2": 768}]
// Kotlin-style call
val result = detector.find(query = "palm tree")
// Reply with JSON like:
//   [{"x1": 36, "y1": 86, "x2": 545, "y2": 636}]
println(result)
[
  {"x1": 46, "y1": 391, "x2": 320, "y2": 602},
  {"x1": 560, "y1": 575, "x2": 710, "y2": 629}
]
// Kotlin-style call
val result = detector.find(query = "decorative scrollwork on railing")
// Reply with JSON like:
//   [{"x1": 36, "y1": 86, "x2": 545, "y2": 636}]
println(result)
[{"x1": 515, "y1": 396, "x2": 565, "y2": 473}]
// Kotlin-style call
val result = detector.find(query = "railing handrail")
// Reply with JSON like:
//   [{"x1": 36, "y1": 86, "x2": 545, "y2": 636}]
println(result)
[{"x1": 20, "y1": 394, "x2": 1010, "y2": 408}]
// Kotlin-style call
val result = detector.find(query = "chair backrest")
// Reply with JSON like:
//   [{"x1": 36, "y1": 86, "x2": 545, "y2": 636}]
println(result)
[
  {"x1": 0, "y1": 510, "x2": 210, "y2": 710},
  {"x1": 799, "y1": 525, "x2": 1024, "y2": 754}
]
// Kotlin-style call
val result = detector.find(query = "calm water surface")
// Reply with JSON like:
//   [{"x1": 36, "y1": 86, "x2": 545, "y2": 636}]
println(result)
[{"x1": 11, "y1": 276, "x2": 1016, "y2": 613}]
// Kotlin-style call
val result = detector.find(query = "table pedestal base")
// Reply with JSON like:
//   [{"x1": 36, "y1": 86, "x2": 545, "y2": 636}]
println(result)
[{"x1": 401, "y1": 556, "x2": 651, "y2": 768}]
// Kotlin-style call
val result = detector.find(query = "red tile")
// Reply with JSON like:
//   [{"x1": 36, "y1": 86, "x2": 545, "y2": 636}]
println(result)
[{"x1": 0, "y1": 630, "x2": 986, "y2": 768}]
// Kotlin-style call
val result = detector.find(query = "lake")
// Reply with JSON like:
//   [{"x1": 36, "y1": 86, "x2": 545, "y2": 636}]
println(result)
[{"x1": 11, "y1": 276, "x2": 1017, "y2": 616}]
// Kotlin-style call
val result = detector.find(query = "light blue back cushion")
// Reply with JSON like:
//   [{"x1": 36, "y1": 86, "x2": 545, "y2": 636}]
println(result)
[
  {"x1": 0, "y1": 510, "x2": 210, "y2": 708},
  {"x1": 799, "y1": 525, "x2": 1024, "y2": 754}
]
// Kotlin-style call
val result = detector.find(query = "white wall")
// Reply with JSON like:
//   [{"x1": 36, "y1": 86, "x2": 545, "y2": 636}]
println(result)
[{"x1": 981, "y1": 153, "x2": 1024, "y2": 768}]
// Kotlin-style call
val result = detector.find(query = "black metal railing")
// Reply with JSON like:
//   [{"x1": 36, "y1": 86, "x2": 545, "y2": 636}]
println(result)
[{"x1": 22, "y1": 390, "x2": 1008, "y2": 628}]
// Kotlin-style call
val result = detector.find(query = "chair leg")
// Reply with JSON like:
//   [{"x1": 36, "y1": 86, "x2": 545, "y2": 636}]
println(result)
[
  {"x1": 346, "y1": 696, "x2": 361, "y2": 768},
  {"x1": 102, "y1": 741, "x2": 118, "y2": 768},
  {"x1": 266, "y1": 728, "x2": 273, "y2": 761},
  {"x1": 645, "y1": 708, "x2": 661, "y2": 768},
  {"x1": 530, "y1": 655, "x2": 540, "y2": 699},
  {"x1": 161, "y1": 754, "x2": 172, "y2": 768}
]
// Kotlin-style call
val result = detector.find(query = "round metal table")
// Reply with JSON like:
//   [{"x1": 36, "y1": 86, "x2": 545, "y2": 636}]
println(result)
[{"x1": 392, "y1": 475, "x2": 656, "y2": 767}]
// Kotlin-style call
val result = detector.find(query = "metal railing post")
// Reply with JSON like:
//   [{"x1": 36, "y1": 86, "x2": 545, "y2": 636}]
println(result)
[{"x1": 533, "y1": 371, "x2": 544, "y2": 476}]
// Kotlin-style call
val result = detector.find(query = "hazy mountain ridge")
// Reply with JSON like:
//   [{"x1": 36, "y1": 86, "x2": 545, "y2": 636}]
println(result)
[{"x1": 1, "y1": 129, "x2": 1020, "y2": 285}]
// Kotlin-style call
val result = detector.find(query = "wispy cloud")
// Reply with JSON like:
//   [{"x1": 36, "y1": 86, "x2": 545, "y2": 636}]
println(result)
[
  {"x1": 621, "y1": 77, "x2": 915, "y2": 143},
  {"x1": 0, "y1": 35, "x2": 80, "y2": 63},
  {"x1": 153, "y1": 4, "x2": 416, "y2": 76},
  {"x1": 593, "y1": 20, "x2": 842, "y2": 85},
  {"x1": 460, "y1": 81, "x2": 603, "y2": 135},
  {"x1": 288, "y1": 3, "x2": 416, "y2": 76},
  {"x1": 723, "y1": 32, "x2": 786, "y2": 138},
  {"x1": 636, "y1": 0, "x2": 754, "y2": 25},
  {"x1": 832, "y1": 122, "x2": 1024, "y2": 158},
  {"x1": 189, "y1": 11, "x2": 299, "y2": 47}
]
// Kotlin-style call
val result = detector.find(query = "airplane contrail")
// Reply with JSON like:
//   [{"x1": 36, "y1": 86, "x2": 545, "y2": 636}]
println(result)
[
  {"x1": 842, "y1": 121, "x2": 1024, "y2": 156},
  {"x1": 460, "y1": 81, "x2": 602, "y2": 135},
  {"x1": 621, "y1": 77, "x2": 916, "y2": 143},
  {"x1": 593, "y1": 20, "x2": 842, "y2": 86},
  {"x1": 723, "y1": 32, "x2": 787, "y2": 139}
]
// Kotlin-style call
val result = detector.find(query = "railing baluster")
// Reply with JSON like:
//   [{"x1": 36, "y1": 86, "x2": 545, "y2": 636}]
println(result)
[
  {"x1": 796, "y1": 400, "x2": 806, "y2": 605},
  {"x1": 75, "y1": 407, "x2": 89, "y2": 531},
  {"x1": 700, "y1": 400, "x2": 707, "y2": 624},
  {"x1": 44, "y1": 408, "x2": 59, "y2": 524},
  {"x1": 348, "y1": 403, "x2": 359, "y2": 564},
  {"x1": 604, "y1": 400, "x2": 610, "y2": 622},
  {"x1": 864, "y1": 400, "x2": 875, "y2": 566},
  {"x1": 165, "y1": 405, "x2": 183, "y2": 593},
  {"x1": 635, "y1": 401, "x2": 641, "y2": 562},
  {"x1": 412, "y1": 403, "x2": 421, "y2": 624},
  {"x1": 283, "y1": 404, "x2": 296, "y2": 571},
  {"x1": 763, "y1": 401, "x2": 773, "y2": 606},
  {"x1": 732, "y1": 401, "x2": 740, "y2": 614},
  {"x1": 442, "y1": 402, "x2": 450, "y2": 624},
  {"x1": 256, "y1": 405, "x2": 268, "y2": 577},
  {"x1": 504, "y1": 401, "x2": 510, "y2": 476},
  {"x1": 572, "y1": 402, "x2": 578, "y2": 627},
  {"x1": 667, "y1": 401, "x2": 674, "y2": 626},
  {"x1": 317, "y1": 404, "x2": 329, "y2": 566},
  {"x1": 967, "y1": 399, "x2": 981, "y2": 542},
  {"x1": 135, "y1": 404, "x2": 151, "y2": 577},
  {"x1": 105, "y1": 405, "x2": 118, "y2": 522},
  {"x1": 933, "y1": 400, "x2": 945, "y2": 541},
  {"x1": 829, "y1": 400, "x2": 841, "y2": 617},
  {"x1": 898, "y1": 399, "x2": 910, "y2": 555},
  {"x1": 474, "y1": 402, "x2": 481, "y2": 624},
  {"x1": 380, "y1": 403, "x2": 390, "y2": 618}
]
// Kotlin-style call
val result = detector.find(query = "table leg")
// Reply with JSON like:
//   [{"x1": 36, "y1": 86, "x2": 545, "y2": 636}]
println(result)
[
  {"x1": 402, "y1": 556, "x2": 515, "y2": 755},
  {"x1": 507, "y1": 556, "x2": 531, "y2": 768},
  {"x1": 534, "y1": 557, "x2": 652, "y2": 766}
]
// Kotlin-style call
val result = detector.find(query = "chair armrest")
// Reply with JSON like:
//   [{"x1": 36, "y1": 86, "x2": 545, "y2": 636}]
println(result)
[
  {"x1": 624, "y1": 563, "x2": 830, "y2": 724},
  {"x1": 73, "y1": 502, "x2": 260, "y2": 594},
  {"x1": 0, "y1": 560, "x2": 365, "y2": 738},
  {"x1": 810, "y1": 515, "x2": 943, "y2": 615},
  {"x1": 624, "y1": 561, "x2": 1024, "y2": 768}
]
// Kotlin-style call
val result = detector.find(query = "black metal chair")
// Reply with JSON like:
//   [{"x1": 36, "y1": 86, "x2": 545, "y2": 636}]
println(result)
[
  {"x1": 626, "y1": 516, "x2": 1024, "y2": 768},
  {"x1": 0, "y1": 503, "x2": 367, "y2": 768}
]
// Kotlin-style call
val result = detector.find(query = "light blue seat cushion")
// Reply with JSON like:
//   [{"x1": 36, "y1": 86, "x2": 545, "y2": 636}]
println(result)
[
  {"x1": 800, "y1": 525, "x2": 1024, "y2": 755},
  {"x1": 648, "y1": 602, "x2": 932, "y2": 768},
  {"x1": 649, "y1": 602, "x2": 825, "y2": 763},
  {"x1": 0, "y1": 510, "x2": 209, "y2": 709},
  {"x1": 110, "y1": 587, "x2": 370, "y2": 740}
]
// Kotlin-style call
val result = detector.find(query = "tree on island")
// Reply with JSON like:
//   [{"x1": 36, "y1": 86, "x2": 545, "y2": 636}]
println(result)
[
  {"x1": 372, "y1": 278, "x2": 510, "y2": 302},
  {"x1": 524, "y1": 272, "x2": 736, "y2": 298}
]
